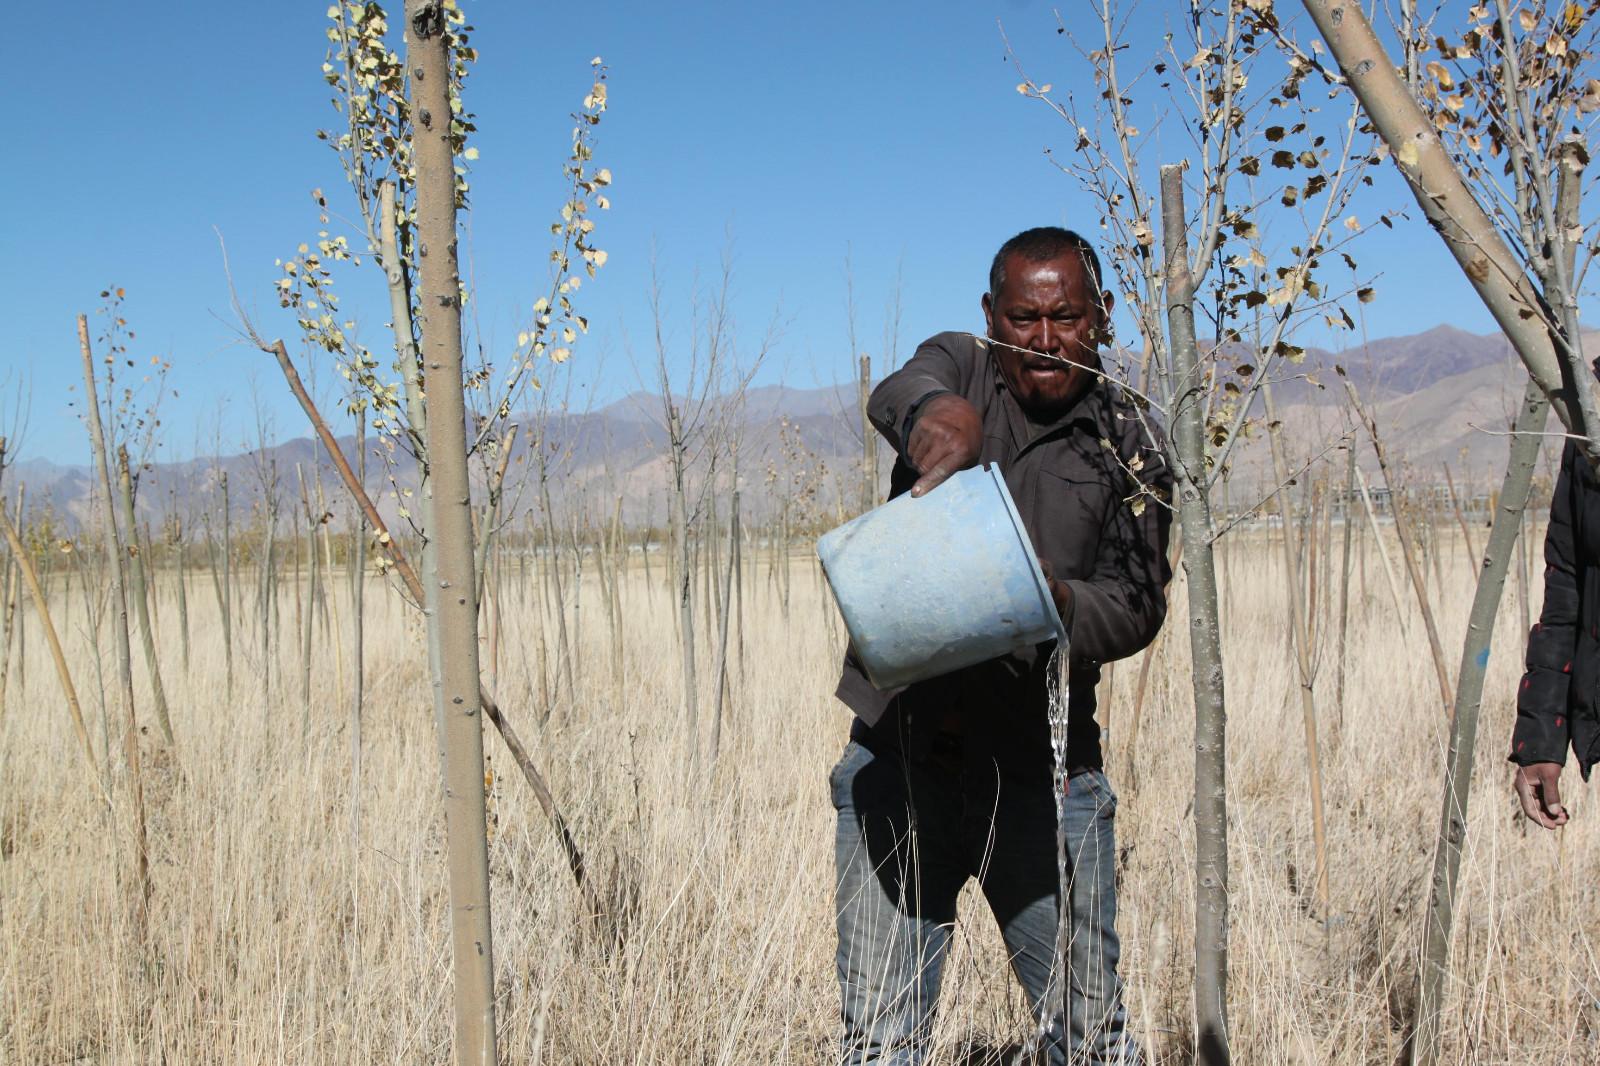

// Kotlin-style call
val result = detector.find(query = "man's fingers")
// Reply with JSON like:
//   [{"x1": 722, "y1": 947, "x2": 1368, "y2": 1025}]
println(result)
[
  {"x1": 1541, "y1": 772, "x2": 1567, "y2": 823},
  {"x1": 1515, "y1": 765, "x2": 1568, "y2": 829},
  {"x1": 911, "y1": 459, "x2": 954, "y2": 498},
  {"x1": 1517, "y1": 777, "x2": 1555, "y2": 828}
]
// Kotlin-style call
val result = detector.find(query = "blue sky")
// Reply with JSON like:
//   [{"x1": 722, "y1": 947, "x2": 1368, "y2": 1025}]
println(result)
[{"x1": 0, "y1": 0, "x2": 1503, "y2": 464}]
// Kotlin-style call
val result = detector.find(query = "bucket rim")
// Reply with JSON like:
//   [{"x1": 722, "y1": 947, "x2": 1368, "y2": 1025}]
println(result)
[{"x1": 983, "y1": 463, "x2": 1069, "y2": 649}]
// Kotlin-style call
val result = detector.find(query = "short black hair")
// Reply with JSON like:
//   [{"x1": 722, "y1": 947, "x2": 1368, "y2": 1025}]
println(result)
[{"x1": 988, "y1": 227, "x2": 1104, "y2": 298}]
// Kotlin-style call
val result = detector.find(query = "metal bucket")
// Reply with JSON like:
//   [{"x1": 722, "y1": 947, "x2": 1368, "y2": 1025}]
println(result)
[{"x1": 816, "y1": 463, "x2": 1066, "y2": 690}]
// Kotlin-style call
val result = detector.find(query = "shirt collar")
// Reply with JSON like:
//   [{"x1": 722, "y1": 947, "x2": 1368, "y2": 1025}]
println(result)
[{"x1": 986, "y1": 347, "x2": 1109, "y2": 448}]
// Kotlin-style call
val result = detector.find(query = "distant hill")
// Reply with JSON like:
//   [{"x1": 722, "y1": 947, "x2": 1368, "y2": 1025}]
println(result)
[{"x1": 7, "y1": 324, "x2": 1586, "y2": 534}]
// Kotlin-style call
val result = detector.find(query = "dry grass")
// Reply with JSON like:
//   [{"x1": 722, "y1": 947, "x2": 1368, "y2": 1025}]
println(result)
[{"x1": 1, "y1": 525, "x2": 1596, "y2": 1064}]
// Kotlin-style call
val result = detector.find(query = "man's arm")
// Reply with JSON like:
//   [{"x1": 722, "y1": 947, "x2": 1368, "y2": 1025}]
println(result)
[
  {"x1": 1511, "y1": 441, "x2": 1581, "y2": 828},
  {"x1": 868, "y1": 334, "x2": 981, "y2": 497},
  {"x1": 1055, "y1": 423, "x2": 1174, "y2": 663}
]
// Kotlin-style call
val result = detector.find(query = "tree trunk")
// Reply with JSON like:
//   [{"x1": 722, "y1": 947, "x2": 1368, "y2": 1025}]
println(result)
[
  {"x1": 350, "y1": 417, "x2": 367, "y2": 841},
  {"x1": 116, "y1": 446, "x2": 175, "y2": 745},
  {"x1": 1162, "y1": 165, "x2": 1231, "y2": 1065},
  {"x1": 78, "y1": 314, "x2": 151, "y2": 937},
  {"x1": 668, "y1": 408, "x2": 699, "y2": 774},
  {"x1": 709, "y1": 490, "x2": 738, "y2": 764},
  {"x1": 222, "y1": 473, "x2": 234, "y2": 697},
  {"x1": 175, "y1": 516, "x2": 191, "y2": 674},
  {"x1": 1411, "y1": 379, "x2": 1549, "y2": 1065},
  {"x1": 406, "y1": 4, "x2": 498, "y2": 1061},
  {"x1": 1261, "y1": 385, "x2": 1330, "y2": 920},
  {"x1": 0, "y1": 509, "x2": 18, "y2": 718},
  {"x1": 1335, "y1": 445, "x2": 1356, "y2": 731}
]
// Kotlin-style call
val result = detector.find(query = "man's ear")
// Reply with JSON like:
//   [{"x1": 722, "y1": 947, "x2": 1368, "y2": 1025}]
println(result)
[
  {"x1": 981, "y1": 291, "x2": 995, "y2": 338},
  {"x1": 1096, "y1": 289, "x2": 1115, "y2": 337}
]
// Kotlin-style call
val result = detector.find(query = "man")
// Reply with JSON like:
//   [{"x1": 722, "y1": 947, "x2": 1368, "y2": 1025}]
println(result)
[
  {"x1": 1510, "y1": 431, "x2": 1600, "y2": 827},
  {"x1": 831, "y1": 227, "x2": 1171, "y2": 1065}
]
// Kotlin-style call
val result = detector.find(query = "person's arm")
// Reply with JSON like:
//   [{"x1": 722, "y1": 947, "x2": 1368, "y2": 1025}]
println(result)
[
  {"x1": 1511, "y1": 441, "x2": 1581, "y2": 828},
  {"x1": 867, "y1": 334, "x2": 981, "y2": 497},
  {"x1": 1051, "y1": 422, "x2": 1174, "y2": 663}
]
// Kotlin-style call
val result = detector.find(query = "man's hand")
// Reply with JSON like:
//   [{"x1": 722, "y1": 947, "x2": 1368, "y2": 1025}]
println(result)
[
  {"x1": 908, "y1": 394, "x2": 982, "y2": 497},
  {"x1": 1039, "y1": 558, "x2": 1073, "y2": 622},
  {"x1": 1514, "y1": 762, "x2": 1569, "y2": 828}
]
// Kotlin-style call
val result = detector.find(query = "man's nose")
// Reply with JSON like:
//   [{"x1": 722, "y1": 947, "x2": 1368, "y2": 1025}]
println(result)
[{"x1": 1037, "y1": 320, "x2": 1061, "y2": 354}]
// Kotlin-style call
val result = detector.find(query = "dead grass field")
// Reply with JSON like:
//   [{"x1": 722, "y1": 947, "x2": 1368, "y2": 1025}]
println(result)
[{"x1": 1, "y1": 525, "x2": 1596, "y2": 1064}]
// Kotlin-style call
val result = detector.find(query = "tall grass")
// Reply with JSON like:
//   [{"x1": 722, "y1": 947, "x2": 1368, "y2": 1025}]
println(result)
[{"x1": 1, "y1": 526, "x2": 1595, "y2": 1063}]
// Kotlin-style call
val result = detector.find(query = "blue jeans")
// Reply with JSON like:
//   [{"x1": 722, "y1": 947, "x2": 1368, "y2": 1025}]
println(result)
[{"x1": 831, "y1": 739, "x2": 1140, "y2": 1065}]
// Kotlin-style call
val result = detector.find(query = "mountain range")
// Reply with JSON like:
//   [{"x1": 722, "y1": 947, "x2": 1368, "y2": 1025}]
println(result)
[{"x1": 5, "y1": 324, "x2": 1583, "y2": 535}]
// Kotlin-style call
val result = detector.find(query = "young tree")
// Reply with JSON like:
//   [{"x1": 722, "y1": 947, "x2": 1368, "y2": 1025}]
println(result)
[
  {"x1": 229, "y1": 5, "x2": 620, "y2": 1052},
  {"x1": 77, "y1": 313, "x2": 151, "y2": 938},
  {"x1": 1292, "y1": 6, "x2": 1599, "y2": 1060},
  {"x1": 1008, "y1": 2, "x2": 1379, "y2": 1056},
  {"x1": 404, "y1": 3, "x2": 497, "y2": 1054}
]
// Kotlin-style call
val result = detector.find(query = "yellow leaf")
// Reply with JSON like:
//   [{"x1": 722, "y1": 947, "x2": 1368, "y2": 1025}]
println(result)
[
  {"x1": 1397, "y1": 141, "x2": 1420, "y2": 167},
  {"x1": 463, "y1": 146, "x2": 479, "y2": 160}
]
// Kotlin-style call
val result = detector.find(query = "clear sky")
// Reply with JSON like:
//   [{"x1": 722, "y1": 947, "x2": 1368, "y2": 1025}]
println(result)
[{"x1": 0, "y1": 0, "x2": 1504, "y2": 464}]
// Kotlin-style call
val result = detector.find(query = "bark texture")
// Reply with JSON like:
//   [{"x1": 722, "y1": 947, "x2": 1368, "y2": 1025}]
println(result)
[
  {"x1": 1162, "y1": 165, "x2": 1231, "y2": 1065},
  {"x1": 405, "y1": 4, "x2": 497, "y2": 1062}
]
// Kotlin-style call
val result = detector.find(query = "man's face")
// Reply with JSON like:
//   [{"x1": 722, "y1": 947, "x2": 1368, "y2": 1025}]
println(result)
[{"x1": 982, "y1": 251, "x2": 1112, "y2": 417}]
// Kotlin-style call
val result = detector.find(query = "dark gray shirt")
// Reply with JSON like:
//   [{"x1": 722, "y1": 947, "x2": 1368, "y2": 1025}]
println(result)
[{"x1": 834, "y1": 331, "x2": 1173, "y2": 772}]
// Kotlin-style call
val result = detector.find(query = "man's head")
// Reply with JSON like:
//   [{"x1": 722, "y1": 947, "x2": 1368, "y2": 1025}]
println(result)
[{"x1": 982, "y1": 227, "x2": 1113, "y2": 417}]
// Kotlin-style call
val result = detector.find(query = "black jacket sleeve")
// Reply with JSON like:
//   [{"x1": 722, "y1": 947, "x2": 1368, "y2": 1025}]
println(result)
[
  {"x1": 1511, "y1": 440, "x2": 1580, "y2": 766},
  {"x1": 866, "y1": 333, "x2": 973, "y2": 458},
  {"x1": 1060, "y1": 408, "x2": 1173, "y2": 664}
]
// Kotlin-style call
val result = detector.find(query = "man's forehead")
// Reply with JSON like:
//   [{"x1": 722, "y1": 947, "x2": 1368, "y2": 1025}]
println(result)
[{"x1": 998, "y1": 253, "x2": 1094, "y2": 301}]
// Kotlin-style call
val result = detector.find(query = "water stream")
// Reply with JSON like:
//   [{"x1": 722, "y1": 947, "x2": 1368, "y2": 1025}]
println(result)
[{"x1": 1028, "y1": 643, "x2": 1072, "y2": 1061}]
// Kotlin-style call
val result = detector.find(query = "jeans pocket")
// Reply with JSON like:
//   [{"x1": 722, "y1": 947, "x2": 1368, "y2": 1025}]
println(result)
[{"x1": 1076, "y1": 769, "x2": 1118, "y2": 820}]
